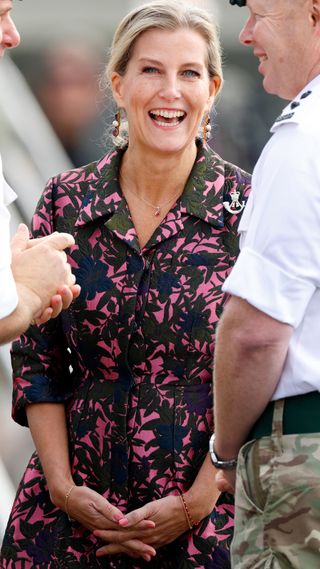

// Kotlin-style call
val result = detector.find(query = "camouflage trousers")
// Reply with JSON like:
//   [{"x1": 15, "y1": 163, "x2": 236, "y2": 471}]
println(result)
[{"x1": 231, "y1": 398, "x2": 320, "y2": 569}]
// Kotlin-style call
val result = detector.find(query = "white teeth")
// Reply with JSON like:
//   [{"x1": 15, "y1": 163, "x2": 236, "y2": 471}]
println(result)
[
  {"x1": 156, "y1": 120, "x2": 180, "y2": 127},
  {"x1": 151, "y1": 109, "x2": 185, "y2": 118}
]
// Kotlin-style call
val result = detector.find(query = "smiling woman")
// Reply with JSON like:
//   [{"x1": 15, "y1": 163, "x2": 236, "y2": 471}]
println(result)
[
  {"x1": 109, "y1": 27, "x2": 220, "y2": 226},
  {"x1": 0, "y1": 2, "x2": 251, "y2": 569}
]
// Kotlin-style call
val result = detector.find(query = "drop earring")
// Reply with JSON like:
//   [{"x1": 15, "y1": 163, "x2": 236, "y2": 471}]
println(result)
[
  {"x1": 112, "y1": 110, "x2": 121, "y2": 138},
  {"x1": 203, "y1": 114, "x2": 212, "y2": 143}
]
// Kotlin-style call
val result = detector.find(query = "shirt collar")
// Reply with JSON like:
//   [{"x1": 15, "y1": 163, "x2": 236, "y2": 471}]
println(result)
[
  {"x1": 75, "y1": 148, "x2": 126, "y2": 227},
  {"x1": 271, "y1": 74, "x2": 320, "y2": 131}
]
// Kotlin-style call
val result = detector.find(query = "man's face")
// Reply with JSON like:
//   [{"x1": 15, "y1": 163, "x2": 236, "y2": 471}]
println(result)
[
  {"x1": 239, "y1": 0, "x2": 320, "y2": 100},
  {"x1": 0, "y1": 0, "x2": 20, "y2": 57}
]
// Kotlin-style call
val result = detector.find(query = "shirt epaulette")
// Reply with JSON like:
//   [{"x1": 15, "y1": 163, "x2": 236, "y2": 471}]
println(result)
[
  {"x1": 274, "y1": 112, "x2": 295, "y2": 124},
  {"x1": 271, "y1": 88, "x2": 314, "y2": 132}
]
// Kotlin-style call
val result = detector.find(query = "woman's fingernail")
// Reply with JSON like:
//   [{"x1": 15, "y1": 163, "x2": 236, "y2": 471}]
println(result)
[{"x1": 118, "y1": 517, "x2": 129, "y2": 526}]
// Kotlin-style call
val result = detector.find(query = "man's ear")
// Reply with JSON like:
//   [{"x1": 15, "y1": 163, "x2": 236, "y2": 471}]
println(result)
[{"x1": 111, "y1": 72, "x2": 124, "y2": 107}]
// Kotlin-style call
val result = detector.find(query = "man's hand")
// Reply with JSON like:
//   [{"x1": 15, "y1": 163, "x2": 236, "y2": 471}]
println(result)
[
  {"x1": 215, "y1": 469, "x2": 236, "y2": 494},
  {"x1": 11, "y1": 224, "x2": 79, "y2": 322},
  {"x1": 34, "y1": 285, "x2": 81, "y2": 325}
]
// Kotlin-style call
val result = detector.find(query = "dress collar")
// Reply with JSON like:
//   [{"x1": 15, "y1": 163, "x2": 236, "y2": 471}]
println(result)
[{"x1": 75, "y1": 141, "x2": 239, "y2": 231}]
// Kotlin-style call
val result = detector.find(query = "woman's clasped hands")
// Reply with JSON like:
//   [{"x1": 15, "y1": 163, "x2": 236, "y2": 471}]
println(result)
[
  {"x1": 94, "y1": 495, "x2": 194, "y2": 561},
  {"x1": 66, "y1": 488, "x2": 195, "y2": 562}
]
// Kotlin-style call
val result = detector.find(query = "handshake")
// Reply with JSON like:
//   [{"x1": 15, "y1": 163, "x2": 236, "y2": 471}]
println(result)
[{"x1": 1, "y1": 223, "x2": 80, "y2": 344}]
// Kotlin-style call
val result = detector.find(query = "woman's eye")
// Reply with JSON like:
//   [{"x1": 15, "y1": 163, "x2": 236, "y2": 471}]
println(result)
[
  {"x1": 142, "y1": 66, "x2": 159, "y2": 74},
  {"x1": 182, "y1": 69, "x2": 200, "y2": 78}
]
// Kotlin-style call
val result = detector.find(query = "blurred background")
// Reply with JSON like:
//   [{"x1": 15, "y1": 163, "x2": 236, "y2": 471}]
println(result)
[{"x1": 0, "y1": 0, "x2": 283, "y2": 541}]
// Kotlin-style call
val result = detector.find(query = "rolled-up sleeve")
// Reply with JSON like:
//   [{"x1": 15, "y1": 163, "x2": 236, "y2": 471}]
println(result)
[
  {"x1": 11, "y1": 320, "x2": 73, "y2": 427},
  {"x1": 224, "y1": 247, "x2": 315, "y2": 326},
  {"x1": 223, "y1": 123, "x2": 320, "y2": 328},
  {"x1": 11, "y1": 179, "x2": 73, "y2": 427}
]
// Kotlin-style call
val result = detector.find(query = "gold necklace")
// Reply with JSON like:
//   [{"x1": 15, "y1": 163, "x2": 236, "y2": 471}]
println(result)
[{"x1": 124, "y1": 186, "x2": 182, "y2": 217}]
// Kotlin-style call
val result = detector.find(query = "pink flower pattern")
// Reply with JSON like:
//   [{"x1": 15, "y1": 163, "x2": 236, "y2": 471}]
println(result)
[{"x1": 1, "y1": 142, "x2": 251, "y2": 569}]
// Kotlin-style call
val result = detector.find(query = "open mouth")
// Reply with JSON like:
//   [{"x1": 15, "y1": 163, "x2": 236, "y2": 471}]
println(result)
[
  {"x1": 149, "y1": 109, "x2": 186, "y2": 127},
  {"x1": 254, "y1": 52, "x2": 268, "y2": 64}
]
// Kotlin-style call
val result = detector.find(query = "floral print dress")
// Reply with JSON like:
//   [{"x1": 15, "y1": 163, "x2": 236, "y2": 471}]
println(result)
[{"x1": 1, "y1": 141, "x2": 250, "y2": 569}]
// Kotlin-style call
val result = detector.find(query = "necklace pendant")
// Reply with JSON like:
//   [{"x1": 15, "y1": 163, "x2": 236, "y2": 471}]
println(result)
[{"x1": 154, "y1": 207, "x2": 160, "y2": 216}]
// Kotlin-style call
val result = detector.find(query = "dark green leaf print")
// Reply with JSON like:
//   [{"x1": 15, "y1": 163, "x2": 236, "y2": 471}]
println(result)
[{"x1": 2, "y1": 141, "x2": 251, "y2": 569}]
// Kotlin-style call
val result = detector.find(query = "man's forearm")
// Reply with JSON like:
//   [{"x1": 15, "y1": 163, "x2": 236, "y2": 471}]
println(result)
[
  {"x1": 213, "y1": 296, "x2": 292, "y2": 459},
  {"x1": 0, "y1": 308, "x2": 29, "y2": 345}
]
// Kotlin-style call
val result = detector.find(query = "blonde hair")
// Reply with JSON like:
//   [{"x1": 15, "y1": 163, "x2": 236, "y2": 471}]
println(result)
[{"x1": 106, "y1": 0, "x2": 223, "y2": 146}]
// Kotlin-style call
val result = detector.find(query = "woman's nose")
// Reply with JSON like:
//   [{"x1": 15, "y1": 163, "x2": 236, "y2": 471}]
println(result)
[{"x1": 158, "y1": 75, "x2": 181, "y2": 100}]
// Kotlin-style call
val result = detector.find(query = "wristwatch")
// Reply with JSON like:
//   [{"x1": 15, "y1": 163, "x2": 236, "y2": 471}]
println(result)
[{"x1": 209, "y1": 434, "x2": 238, "y2": 470}]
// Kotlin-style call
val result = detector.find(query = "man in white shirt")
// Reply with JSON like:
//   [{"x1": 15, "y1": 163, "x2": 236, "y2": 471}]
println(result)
[
  {"x1": 0, "y1": 0, "x2": 79, "y2": 344},
  {"x1": 211, "y1": 1, "x2": 320, "y2": 567}
]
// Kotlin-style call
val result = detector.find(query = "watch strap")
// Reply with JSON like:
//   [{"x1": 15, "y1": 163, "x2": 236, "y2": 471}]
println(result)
[{"x1": 209, "y1": 434, "x2": 238, "y2": 470}]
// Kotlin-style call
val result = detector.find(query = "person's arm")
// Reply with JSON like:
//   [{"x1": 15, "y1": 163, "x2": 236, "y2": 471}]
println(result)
[
  {"x1": 26, "y1": 403, "x2": 73, "y2": 504},
  {"x1": 213, "y1": 129, "x2": 319, "y2": 493},
  {"x1": 25, "y1": 402, "x2": 157, "y2": 563},
  {"x1": 0, "y1": 282, "x2": 42, "y2": 345},
  {"x1": 25, "y1": 403, "x2": 128, "y2": 524},
  {"x1": 0, "y1": 283, "x2": 79, "y2": 344},
  {"x1": 182, "y1": 453, "x2": 220, "y2": 520},
  {"x1": 213, "y1": 295, "x2": 293, "y2": 461},
  {"x1": 0, "y1": 224, "x2": 79, "y2": 345}
]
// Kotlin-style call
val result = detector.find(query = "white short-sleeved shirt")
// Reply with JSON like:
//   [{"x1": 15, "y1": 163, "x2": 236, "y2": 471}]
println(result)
[
  {"x1": 223, "y1": 75, "x2": 320, "y2": 399},
  {"x1": 0, "y1": 153, "x2": 18, "y2": 319}
]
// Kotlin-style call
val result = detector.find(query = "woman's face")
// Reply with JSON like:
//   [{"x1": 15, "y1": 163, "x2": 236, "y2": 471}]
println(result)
[{"x1": 112, "y1": 27, "x2": 220, "y2": 156}]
